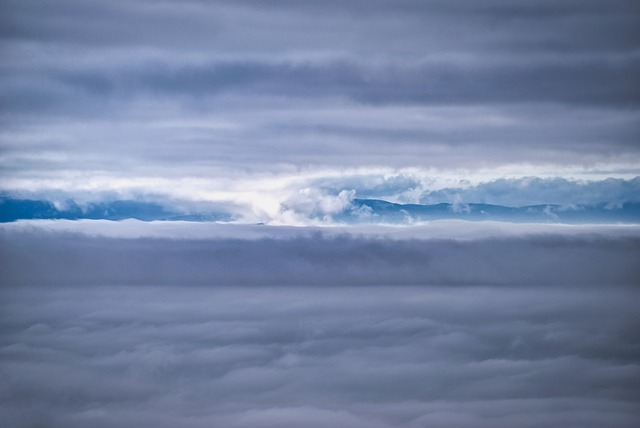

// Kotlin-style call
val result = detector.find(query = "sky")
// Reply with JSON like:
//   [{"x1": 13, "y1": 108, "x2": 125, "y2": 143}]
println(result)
[
  {"x1": 1, "y1": 0, "x2": 639, "y2": 223},
  {"x1": 1, "y1": 2, "x2": 640, "y2": 427}
]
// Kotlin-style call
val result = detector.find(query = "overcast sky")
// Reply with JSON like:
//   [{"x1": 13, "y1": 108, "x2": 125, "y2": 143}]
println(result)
[
  {"x1": 1, "y1": 0, "x2": 639, "y2": 222},
  {"x1": 2, "y1": 3, "x2": 640, "y2": 425}
]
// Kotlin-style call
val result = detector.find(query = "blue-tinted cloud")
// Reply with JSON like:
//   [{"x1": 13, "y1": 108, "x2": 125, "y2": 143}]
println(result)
[
  {"x1": 2, "y1": 222, "x2": 639, "y2": 287},
  {"x1": 2, "y1": 3, "x2": 640, "y2": 426},
  {"x1": 1, "y1": 0, "x2": 639, "y2": 189},
  {"x1": 1, "y1": 223, "x2": 639, "y2": 427}
]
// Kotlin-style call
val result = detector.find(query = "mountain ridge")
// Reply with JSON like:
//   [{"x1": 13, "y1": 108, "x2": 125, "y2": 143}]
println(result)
[{"x1": 1, "y1": 196, "x2": 639, "y2": 224}]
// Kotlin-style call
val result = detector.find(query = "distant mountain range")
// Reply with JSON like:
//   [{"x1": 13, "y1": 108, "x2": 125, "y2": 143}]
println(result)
[
  {"x1": 1, "y1": 196, "x2": 639, "y2": 224},
  {"x1": 339, "y1": 199, "x2": 640, "y2": 224},
  {"x1": 0, "y1": 198, "x2": 230, "y2": 223}
]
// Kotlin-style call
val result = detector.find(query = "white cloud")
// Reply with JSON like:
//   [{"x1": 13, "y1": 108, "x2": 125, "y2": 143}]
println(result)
[{"x1": 2, "y1": 171, "x2": 638, "y2": 225}]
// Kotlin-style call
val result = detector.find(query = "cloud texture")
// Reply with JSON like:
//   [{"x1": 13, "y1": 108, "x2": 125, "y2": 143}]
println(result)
[
  {"x1": 1, "y1": 0, "x2": 639, "y2": 203},
  {"x1": 2, "y1": 2, "x2": 640, "y2": 426},
  {"x1": 3, "y1": 175, "x2": 640, "y2": 225},
  {"x1": 1, "y1": 222, "x2": 639, "y2": 427}
]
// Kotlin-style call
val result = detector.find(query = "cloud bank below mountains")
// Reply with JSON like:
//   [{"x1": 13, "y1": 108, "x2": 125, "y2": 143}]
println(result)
[
  {"x1": 1, "y1": 222, "x2": 639, "y2": 427},
  {"x1": 2, "y1": 222, "x2": 639, "y2": 288},
  {"x1": 2, "y1": 221, "x2": 639, "y2": 288}
]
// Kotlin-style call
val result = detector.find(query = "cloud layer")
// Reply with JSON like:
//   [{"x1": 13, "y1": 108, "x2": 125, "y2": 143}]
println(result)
[
  {"x1": 1, "y1": 223, "x2": 640, "y2": 427},
  {"x1": 2, "y1": 222, "x2": 639, "y2": 287},
  {"x1": 2, "y1": 2, "x2": 640, "y2": 426},
  {"x1": 3, "y1": 175, "x2": 639, "y2": 225},
  {"x1": 1, "y1": 0, "x2": 639, "y2": 196}
]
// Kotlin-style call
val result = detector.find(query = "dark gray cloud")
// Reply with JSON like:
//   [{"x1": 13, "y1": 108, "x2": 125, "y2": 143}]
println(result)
[
  {"x1": 1, "y1": 226, "x2": 639, "y2": 287},
  {"x1": 1, "y1": 224, "x2": 640, "y2": 427},
  {"x1": 3, "y1": 0, "x2": 639, "y2": 54},
  {"x1": 5, "y1": 56, "x2": 640, "y2": 112},
  {"x1": 1, "y1": 0, "x2": 639, "y2": 182}
]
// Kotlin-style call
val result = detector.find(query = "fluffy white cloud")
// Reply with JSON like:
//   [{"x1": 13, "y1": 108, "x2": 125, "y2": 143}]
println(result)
[{"x1": 2, "y1": 172, "x2": 639, "y2": 225}]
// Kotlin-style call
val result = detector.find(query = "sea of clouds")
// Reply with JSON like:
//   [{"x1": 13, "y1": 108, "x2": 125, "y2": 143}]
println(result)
[{"x1": 1, "y1": 221, "x2": 639, "y2": 427}]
